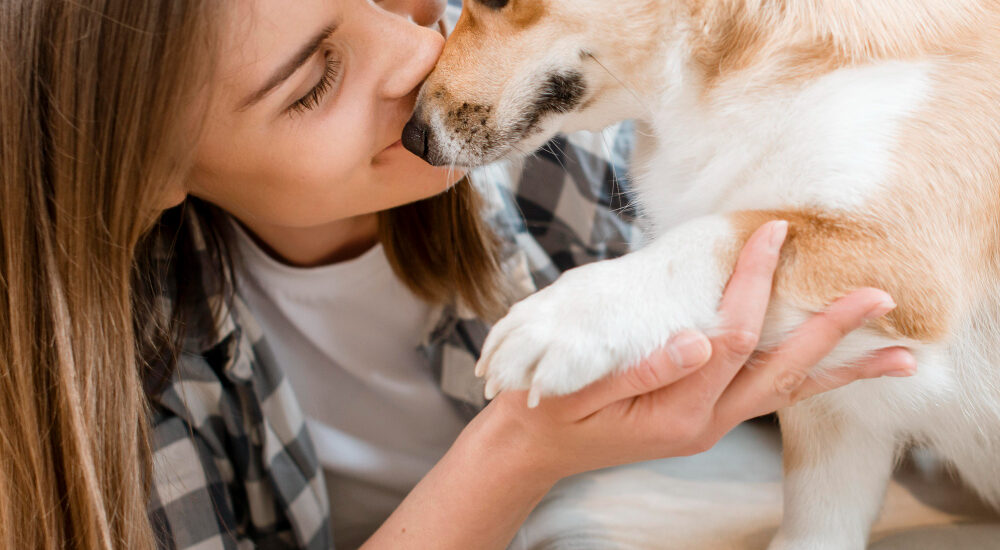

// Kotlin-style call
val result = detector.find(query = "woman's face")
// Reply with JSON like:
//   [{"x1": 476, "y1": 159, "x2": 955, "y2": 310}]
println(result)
[{"x1": 187, "y1": 0, "x2": 457, "y2": 228}]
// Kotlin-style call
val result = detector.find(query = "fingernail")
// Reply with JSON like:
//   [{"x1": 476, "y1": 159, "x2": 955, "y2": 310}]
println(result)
[
  {"x1": 865, "y1": 297, "x2": 897, "y2": 320},
  {"x1": 884, "y1": 369, "x2": 915, "y2": 377},
  {"x1": 474, "y1": 361, "x2": 486, "y2": 378},
  {"x1": 667, "y1": 331, "x2": 712, "y2": 369},
  {"x1": 769, "y1": 221, "x2": 789, "y2": 253},
  {"x1": 883, "y1": 350, "x2": 917, "y2": 377},
  {"x1": 484, "y1": 378, "x2": 501, "y2": 400}
]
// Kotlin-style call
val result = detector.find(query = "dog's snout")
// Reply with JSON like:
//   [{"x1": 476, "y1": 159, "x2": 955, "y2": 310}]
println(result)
[{"x1": 402, "y1": 117, "x2": 430, "y2": 160}]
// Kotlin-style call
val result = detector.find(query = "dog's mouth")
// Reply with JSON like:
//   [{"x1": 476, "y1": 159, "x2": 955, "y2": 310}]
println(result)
[{"x1": 403, "y1": 69, "x2": 588, "y2": 167}]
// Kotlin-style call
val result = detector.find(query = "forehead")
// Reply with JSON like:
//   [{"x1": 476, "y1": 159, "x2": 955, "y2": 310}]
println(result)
[{"x1": 217, "y1": 0, "x2": 335, "y2": 85}]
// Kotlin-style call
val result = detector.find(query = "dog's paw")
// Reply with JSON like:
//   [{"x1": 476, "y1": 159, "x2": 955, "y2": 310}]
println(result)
[
  {"x1": 477, "y1": 266, "x2": 656, "y2": 407},
  {"x1": 476, "y1": 219, "x2": 736, "y2": 407}
]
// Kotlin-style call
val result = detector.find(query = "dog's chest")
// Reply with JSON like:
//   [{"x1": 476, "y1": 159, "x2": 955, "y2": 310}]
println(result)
[{"x1": 632, "y1": 61, "x2": 935, "y2": 232}]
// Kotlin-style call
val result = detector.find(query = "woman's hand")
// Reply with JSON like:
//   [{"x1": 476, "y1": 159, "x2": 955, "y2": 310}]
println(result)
[
  {"x1": 366, "y1": 220, "x2": 915, "y2": 550},
  {"x1": 471, "y1": 219, "x2": 915, "y2": 483}
]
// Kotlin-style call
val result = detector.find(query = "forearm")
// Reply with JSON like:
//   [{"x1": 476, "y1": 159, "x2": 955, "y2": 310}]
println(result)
[{"x1": 361, "y1": 409, "x2": 555, "y2": 549}]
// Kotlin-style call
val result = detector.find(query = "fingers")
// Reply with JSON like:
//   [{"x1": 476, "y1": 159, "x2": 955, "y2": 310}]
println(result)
[
  {"x1": 713, "y1": 289, "x2": 901, "y2": 427},
  {"x1": 673, "y1": 221, "x2": 787, "y2": 406},
  {"x1": 712, "y1": 220, "x2": 788, "y2": 365},
  {"x1": 758, "y1": 288, "x2": 896, "y2": 377},
  {"x1": 792, "y1": 347, "x2": 916, "y2": 403},
  {"x1": 544, "y1": 331, "x2": 712, "y2": 420}
]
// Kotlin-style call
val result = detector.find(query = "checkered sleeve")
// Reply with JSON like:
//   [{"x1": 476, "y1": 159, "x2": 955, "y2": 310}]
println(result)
[
  {"x1": 147, "y1": 355, "x2": 328, "y2": 550},
  {"x1": 492, "y1": 124, "x2": 640, "y2": 287},
  {"x1": 145, "y1": 205, "x2": 331, "y2": 550},
  {"x1": 148, "y1": 407, "x2": 247, "y2": 550}
]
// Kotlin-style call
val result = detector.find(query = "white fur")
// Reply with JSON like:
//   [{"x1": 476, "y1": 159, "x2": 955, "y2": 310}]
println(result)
[
  {"x1": 635, "y1": 57, "x2": 934, "y2": 230},
  {"x1": 481, "y1": 215, "x2": 735, "y2": 396}
]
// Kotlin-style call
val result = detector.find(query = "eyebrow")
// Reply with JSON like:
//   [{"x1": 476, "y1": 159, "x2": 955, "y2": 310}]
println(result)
[{"x1": 237, "y1": 23, "x2": 339, "y2": 111}]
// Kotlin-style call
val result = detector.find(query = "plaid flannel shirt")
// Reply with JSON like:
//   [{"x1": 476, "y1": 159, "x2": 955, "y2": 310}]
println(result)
[
  {"x1": 146, "y1": 125, "x2": 636, "y2": 550},
  {"x1": 147, "y1": 0, "x2": 637, "y2": 535}
]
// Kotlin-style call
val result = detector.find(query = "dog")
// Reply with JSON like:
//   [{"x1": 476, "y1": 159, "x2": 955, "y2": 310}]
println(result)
[{"x1": 402, "y1": 1, "x2": 1000, "y2": 548}]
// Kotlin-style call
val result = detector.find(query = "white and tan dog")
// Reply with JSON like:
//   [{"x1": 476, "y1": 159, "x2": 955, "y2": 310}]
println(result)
[{"x1": 402, "y1": 1, "x2": 1000, "y2": 548}]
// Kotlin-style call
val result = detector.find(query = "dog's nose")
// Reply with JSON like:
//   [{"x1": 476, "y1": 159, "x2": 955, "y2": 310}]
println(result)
[{"x1": 402, "y1": 118, "x2": 430, "y2": 160}]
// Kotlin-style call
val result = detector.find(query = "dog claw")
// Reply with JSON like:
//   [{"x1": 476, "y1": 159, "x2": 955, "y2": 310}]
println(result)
[
  {"x1": 484, "y1": 377, "x2": 501, "y2": 400},
  {"x1": 527, "y1": 387, "x2": 541, "y2": 409}
]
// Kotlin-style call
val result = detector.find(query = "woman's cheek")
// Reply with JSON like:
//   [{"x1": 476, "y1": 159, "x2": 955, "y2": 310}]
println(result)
[{"x1": 288, "y1": 118, "x2": 372, "y2": 180}]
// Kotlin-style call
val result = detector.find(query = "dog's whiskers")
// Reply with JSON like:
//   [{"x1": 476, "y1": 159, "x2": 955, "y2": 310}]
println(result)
[
  {"x1": 604, "y1": 149, "x2": 634, "y2": 220},
  {"x1": 541, "y1": 140, "x2": 572, "y2": 179}
]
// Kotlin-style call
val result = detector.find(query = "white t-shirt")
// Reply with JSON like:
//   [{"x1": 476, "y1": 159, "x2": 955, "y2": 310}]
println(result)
[{"x1": 232, "y1": 225, "x2": 469, "y2": 549}]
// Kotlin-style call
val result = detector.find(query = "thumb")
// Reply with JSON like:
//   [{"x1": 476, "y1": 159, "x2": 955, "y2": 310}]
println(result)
[{"x1": 555, "y1": 331, "x2": 713, "y2": 419}]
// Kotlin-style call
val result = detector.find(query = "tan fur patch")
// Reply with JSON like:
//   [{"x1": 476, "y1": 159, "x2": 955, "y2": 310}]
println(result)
[{"x1": 720, "y1": 209, "x2": 958, "y2": 342}]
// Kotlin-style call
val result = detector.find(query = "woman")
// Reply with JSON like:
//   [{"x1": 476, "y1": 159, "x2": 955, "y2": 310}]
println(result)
[{"x1": 0, "y1": 0, "x2": 914, "y2": 548}]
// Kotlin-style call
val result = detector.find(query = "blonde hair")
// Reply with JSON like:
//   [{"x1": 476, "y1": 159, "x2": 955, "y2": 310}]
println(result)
[{"x1": 0, "y1": 1, "x2": 218, "y2": 547}]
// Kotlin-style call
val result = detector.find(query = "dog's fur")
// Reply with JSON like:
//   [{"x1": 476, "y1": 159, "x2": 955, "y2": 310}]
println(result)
[{"x1": 407, "y1": 1, "x2": 1000, "y2": 548}]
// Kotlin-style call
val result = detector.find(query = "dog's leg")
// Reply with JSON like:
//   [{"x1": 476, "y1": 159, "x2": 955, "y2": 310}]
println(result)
[
  {"x1": 478, "y1": 214, "x2": 741, "y2": 399},
  {"x1": 769, "y1": 401, "x2": 899, "y2": 550},
  {"x1": 480, "y1": 208, "x2": 948, "y2": 401}
]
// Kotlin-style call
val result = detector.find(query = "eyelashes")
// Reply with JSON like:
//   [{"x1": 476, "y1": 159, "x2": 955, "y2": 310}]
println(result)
[{"x1": 287, "y1": 54, "x2": 343, "y2": 115}]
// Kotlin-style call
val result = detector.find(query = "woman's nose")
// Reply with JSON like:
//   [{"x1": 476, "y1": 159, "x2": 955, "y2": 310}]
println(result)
[
  {"x1": 375, "y1": 0, "x2": 447, "y2": 28},
  {"x1": 375, "y1": 14, "x2": 445, "y2": 99}
]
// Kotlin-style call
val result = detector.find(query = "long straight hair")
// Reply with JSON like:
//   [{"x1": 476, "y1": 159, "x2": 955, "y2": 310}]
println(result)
[
  {"x1": 2, "y1": 2, "x2": 507, "y2": 548},
  {"x1": 0, "y1": 1, "x2": 218, "y2": 547}
]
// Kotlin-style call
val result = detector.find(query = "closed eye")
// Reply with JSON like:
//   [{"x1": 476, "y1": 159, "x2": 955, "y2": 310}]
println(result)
[{"x1": 287, "y1": 54, "x2": 343, "y2": 116}]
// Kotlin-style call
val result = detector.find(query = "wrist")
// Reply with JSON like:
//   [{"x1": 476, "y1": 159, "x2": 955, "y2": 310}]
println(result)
[
  {"x1": 457, "y1": 401, "x2": 562, "y2": 495},
  {"x1": 364, "y1": 402, "x2": 560, "y2": 549}
]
